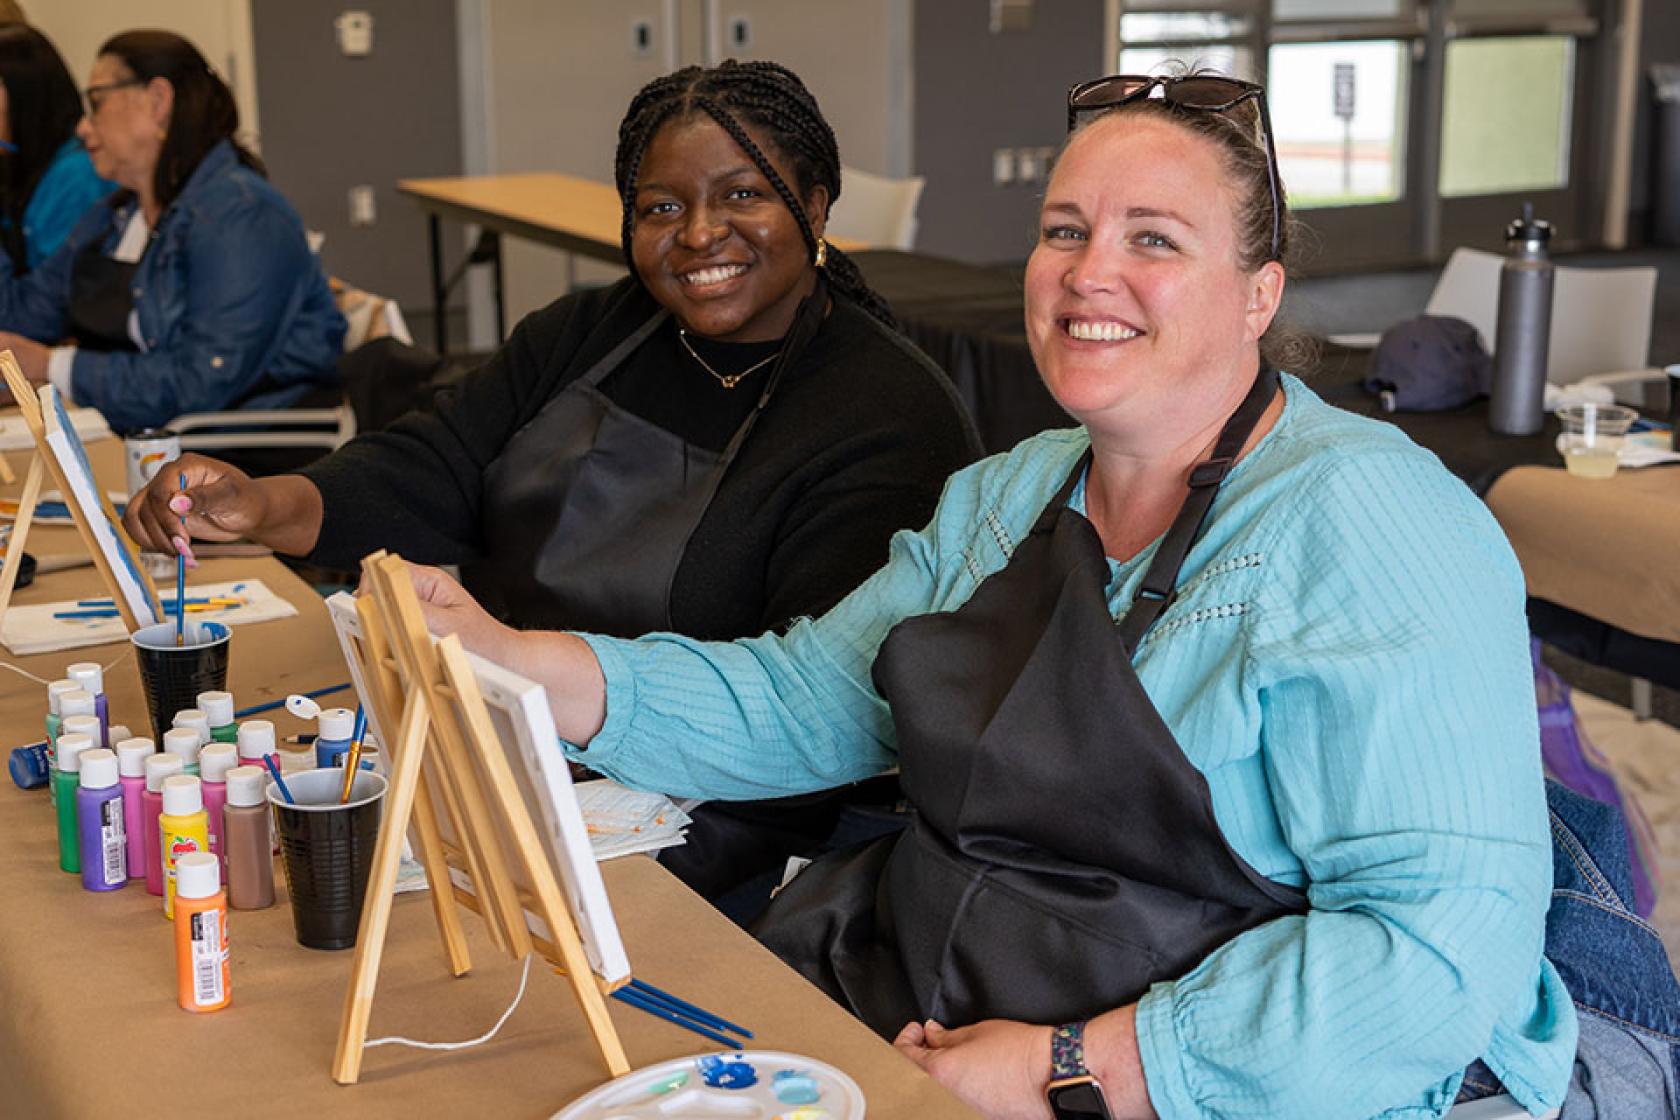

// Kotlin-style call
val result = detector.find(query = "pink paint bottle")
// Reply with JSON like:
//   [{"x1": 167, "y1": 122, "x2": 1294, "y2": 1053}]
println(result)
[
  {"x1": 114, "y1": 738, "x2": 155, "y2": 879},
  {"x1": 77, "y1": 750, "x2": 126, "y2": 892},
  {"x1": 198, "y1": 743, "x2": 237, "y2": 867},
  {"x1": 66, "y1": 662, "x2": 109, "y2": 747},
  {"x1": 142, "y1": 753, "x2": 185, "y2": 896}
]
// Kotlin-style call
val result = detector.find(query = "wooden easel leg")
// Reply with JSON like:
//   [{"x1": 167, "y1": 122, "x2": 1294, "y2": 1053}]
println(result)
[
  {"x1": 411, "y1": 780, "x2": 472, "y2": 976},
  {"x1": 0, "y1": 455, "x2": 45, "y2": 622},
  {"x1": 332, "y1": 695, "x2": 434, "y2": 1085}
]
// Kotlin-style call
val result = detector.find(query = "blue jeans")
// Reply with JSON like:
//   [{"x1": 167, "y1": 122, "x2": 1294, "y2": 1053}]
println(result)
[{"x1": 1461, "y1": 781, "x2": 1680, "y2": 1117}]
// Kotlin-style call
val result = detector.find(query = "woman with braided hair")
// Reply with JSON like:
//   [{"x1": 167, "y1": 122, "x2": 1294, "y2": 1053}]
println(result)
[{"x1": 127, "y1": 60, "x2": 980, "y2": 912}]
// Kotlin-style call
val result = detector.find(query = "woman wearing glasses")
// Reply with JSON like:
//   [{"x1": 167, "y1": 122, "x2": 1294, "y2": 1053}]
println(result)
[
  {"x1": 0, "y1": 30, "x2": 343, "y2": 433},
  {"x1": 367, "y1": 73, "x2": 1595, "y2": 1118},
  {"x1": 0, "y1": 24, "x2": 114, "y2": 276}
]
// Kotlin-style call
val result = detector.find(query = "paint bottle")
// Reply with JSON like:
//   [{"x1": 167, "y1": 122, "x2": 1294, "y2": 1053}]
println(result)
[
  {"x1": 115, "y1": 738, "x2": 155, "y2": 878},
  {"x1": 314, "y1": 708, "x2": 356, "y2": 769},
  {"x1": 198, "y1": 743, "x2": 238, "y2": 865},
  {"x1": 77, "y1": 749, "x2": 127, "y2": 892},
  {"x1": 237, "y1": 719, "x2": 282, "y2": 854},
  {"x1": 53, "y1": 732, "x2": 95, "y2": 873},
  {"x1": 197, "y1": 691, "x2": 238, "y2": 744},
  {"x1": 162, "y1": 727, "x2": 203, "y2": 777},
  {"x1": 172, "y1": 709, "x2": 212, "y2": 753},
  {"x1": 55, "y1": 691, "x2": 96, "y2": 808},
  {"x1": 160, "y1": 774, "x2": 209, "y2": 920},
  {"x1": 223, "y1": 766, "x2": 275, "y2": 911},
  {"x1": 173, "y1": 851, "x2": 231, "y2": 1013},
  {"x1": 142, "y1": 753, "x2": 185, "y2": 896},
  {"x1": 65, "y1": 662, "x2": 109, "y2": 747},
  {"x1": 43, "y1": 678, "x2": 77, "y2": 804},
  {"x1": 9, "y1": 741, "x2": 51, "y2": 790}
]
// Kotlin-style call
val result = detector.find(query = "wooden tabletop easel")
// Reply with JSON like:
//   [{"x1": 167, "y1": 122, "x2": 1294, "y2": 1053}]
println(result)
[
  {"x1": 331, "y1": 550, "x2": 630, "y2": 1086},
  {"x1": 0, "y1": 351, "x2": 161, "y2": 627}
]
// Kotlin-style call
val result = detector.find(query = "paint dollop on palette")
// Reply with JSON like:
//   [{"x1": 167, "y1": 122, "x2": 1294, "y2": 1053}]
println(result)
[{"x1": 552, "y1": 1050, "x2": 866, "y2": 1119}]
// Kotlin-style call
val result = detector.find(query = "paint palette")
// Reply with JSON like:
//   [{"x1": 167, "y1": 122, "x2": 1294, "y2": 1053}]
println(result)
[{"x1": 552, "y1": 1050, "x2": 865, "y2": 1119}]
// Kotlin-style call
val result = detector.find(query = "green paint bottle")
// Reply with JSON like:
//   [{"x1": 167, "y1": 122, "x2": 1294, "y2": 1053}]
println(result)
[
  {"x1": 197, "y1": 691, "x2": 238, "y2": 744},
  {"x1": 53, "y1": 732, "x2": 95, "y2": 874}
]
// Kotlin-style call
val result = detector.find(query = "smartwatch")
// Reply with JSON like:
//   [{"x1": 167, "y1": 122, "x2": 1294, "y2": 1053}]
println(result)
[{"x1": 1047, "y1": 1021, "x2": 1115, "y2": 1120}]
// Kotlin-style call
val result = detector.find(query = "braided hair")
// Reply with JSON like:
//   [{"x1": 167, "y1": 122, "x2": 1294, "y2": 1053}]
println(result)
[{"x1": 613, "y1": 60, "x2": 895, "y2": 329}]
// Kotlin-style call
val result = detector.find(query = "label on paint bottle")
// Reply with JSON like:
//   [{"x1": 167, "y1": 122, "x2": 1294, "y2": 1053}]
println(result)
[
  {"x1": 192, "y1": 911, "x2": 226, "y2": 1006},
  {"x1": 100, "y1": 801, "x2": 126, "y2": 886}
]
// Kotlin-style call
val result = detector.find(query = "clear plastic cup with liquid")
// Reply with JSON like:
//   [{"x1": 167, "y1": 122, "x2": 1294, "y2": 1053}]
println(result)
[{"x1": 1556, "y1": 403, "x2": 1637, "y2": 479}]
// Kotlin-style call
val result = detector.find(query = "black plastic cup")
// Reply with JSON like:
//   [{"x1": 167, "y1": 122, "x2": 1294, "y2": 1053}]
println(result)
[
  {"x1": 268, "y1": 768, "x2": 387, "y2": 950},
  {"x1": 130, "y1": 619, "x2": 231, "y2": 740}
]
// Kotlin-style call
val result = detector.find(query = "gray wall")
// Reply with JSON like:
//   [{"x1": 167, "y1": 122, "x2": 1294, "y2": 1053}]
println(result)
[
  {"x1": 912, "y1": 0, "x2": 1106, "y2": 263},
  {"x1": 251, "y1": 0, "x2": 463, "y2": 308}
]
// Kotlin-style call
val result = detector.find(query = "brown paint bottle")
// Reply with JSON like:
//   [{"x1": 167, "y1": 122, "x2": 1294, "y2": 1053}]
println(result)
[{"x1": 222, "y1": 766, "x2": 275, "y2": 910}]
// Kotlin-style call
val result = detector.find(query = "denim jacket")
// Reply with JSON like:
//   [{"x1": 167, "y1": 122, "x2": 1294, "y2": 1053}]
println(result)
[{"x1": 0, "y1": 140, "x2": 345, "y2": 432}]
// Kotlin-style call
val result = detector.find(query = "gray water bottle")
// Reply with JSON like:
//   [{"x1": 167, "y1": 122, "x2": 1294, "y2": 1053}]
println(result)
[{"x1": 1488, "y1": 204, "x2": 1554, "y2": 435}]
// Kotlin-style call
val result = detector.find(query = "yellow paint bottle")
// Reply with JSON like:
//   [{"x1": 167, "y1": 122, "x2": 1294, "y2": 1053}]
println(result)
[{"x1": 159, "y1": 774, "x2": 209, "y2": 920}]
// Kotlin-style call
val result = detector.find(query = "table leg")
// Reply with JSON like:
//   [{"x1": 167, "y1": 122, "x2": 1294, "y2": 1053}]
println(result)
[
  {"x1": 427, "y1": 214, "x2": 448, "y2": 355},
  {"x1": 490, "y1": 230, "x2": 505, "y2": 343}
]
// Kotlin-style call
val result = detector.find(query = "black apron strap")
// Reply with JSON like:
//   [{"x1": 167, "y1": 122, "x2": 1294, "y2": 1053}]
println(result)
[
  {"x1": 1117, "y1": 363, "x2": 1278, "y2": 652},
  {"x1": 578, "y1": 309, "x2": 669, "y2": 389}
]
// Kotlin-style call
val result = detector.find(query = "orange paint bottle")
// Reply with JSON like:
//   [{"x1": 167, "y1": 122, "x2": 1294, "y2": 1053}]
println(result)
[{"x1": 173, "y1": 851, "x2": 230, "y2": 1012}]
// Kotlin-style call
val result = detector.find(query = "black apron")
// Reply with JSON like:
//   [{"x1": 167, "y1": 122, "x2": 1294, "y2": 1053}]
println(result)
[
  {"x1": 468, "y1": 293, "x2": 800, "y2": 635},
  {"x1": 67, "y1": 237, "x2": 141, "y2": 353},
  {"x1": 755, "y1": 364, "x2": 1309, "y2": 1034}
]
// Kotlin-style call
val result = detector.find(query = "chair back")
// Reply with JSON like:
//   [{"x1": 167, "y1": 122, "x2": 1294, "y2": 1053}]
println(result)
[
  {"x1": 1424, "y1": 247, "x2": 1656, "y2": 383},
  {"x1": 825, "y1": 166, "x2": 925, "y2": 250}
]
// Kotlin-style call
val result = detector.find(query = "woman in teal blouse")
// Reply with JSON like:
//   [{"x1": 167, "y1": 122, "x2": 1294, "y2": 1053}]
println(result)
[
  {"x1": 0, "y1": 24, "x2": 113, "y2": 273},
  {"x1": 235, "y1": 76, "x2": 1588, "y2": 1118}
]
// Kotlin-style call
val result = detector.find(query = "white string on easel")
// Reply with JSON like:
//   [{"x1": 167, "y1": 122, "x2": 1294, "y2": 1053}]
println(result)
[{"x1": 363, "y1": 954, "x2": 533, "y2": 1052}]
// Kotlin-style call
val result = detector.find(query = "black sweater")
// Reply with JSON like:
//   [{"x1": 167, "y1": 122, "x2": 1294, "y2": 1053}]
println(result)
[{"x1": 304, "y1": 279, "x2": 981, "y2": 640}]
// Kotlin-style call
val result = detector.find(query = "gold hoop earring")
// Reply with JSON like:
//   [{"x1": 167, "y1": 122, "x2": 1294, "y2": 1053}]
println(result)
[{"x1": 814, "y1": 238, "x2": 828, "y2": 269}]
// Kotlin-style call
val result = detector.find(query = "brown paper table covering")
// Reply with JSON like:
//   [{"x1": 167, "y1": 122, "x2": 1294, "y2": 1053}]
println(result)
[
  {"x1": 1486, "y1": 464, "x2": 1680, "y2": 646},
  {"x1": 0, "y1": 437, "x2": 977, "y2": 1120}
]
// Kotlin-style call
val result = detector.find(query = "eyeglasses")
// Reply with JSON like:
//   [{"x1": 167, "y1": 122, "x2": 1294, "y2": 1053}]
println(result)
[
  {"x1": 82, "y1": 78, "x2": 144, "y2": 116},
  {"x1": 1065, "y1": 74, "x2": 1283, "y2": 262}
]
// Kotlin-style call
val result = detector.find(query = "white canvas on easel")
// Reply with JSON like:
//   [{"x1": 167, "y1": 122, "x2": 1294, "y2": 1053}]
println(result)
[
  {"x1": 324, "y1": 590, "x2": 631, "y2": 983},
  {"x1": 0, "y1": 353, "x2": 161, "y2": 628},
  {"x1": 327, "y1": 553, "x2": 630, "y2": 1086}
]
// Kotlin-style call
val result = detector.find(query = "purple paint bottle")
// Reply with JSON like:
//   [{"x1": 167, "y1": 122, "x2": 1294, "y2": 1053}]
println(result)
[
  {"x1": 115, "y1": 738, "x2": 156, "y2": 878},
  {"x1": 66, "y1": 663, "x2": 110, "y2": 748},
  {"x1": 77, "y1": 749, "x2": 127, "y2": 891}
]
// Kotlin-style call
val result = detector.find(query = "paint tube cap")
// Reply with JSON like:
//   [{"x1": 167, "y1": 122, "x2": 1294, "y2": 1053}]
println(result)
[
  {"x1": 225, "y1": 765, "x2": 267, "y2": 807},
  {"x1": 59, "y1": 688, "x2": 96, "y2": 719},
  {"x1": 115, "y1": 737, "x2": 155, "y2": 777},
  {"x1": 79, "y1": 749, "x2": 118, "y2": 789},
  {"x1": 55, "y1": 733, "x2": 94, "y2": 773},
  {"x1": 47, "y1": 679, "x2": 77, "y2": 715},
  {"x1": 175, "y1": 851, "x2": 221, "y2": 900},
  {"x1": 62, "y1": 715, "x2": 101, "y2": 743},
  {"x1": 200, "y1": 743, "x2": 238, "y2": 784},
  {"x1": 318, "y1": 708, "x2": 356, "y2": 741},
  {"x1": 162, "y1": 773, "x2": 203, "y2": 816},
  {"x1": 66, "y1": 662, "x2": 104, "y2": 696},
  {"x1": 197, "y1": 690, "x2": 234, "y2": 726},
  {"x1": 172, "y1": 709, "x2": 211, "y2": 745},
  {"x1": 107, "y1": 724, "x2": 131, "y2": 744},
  {"x1": 163, "y1": 727, "x2": 202, "y2": 767},
  {"x1": 144, "y1": 752, "x2": 184, "y2": 792},
  {"x1": 237, "y1": 720, "x2": 276, "y2": 760}
]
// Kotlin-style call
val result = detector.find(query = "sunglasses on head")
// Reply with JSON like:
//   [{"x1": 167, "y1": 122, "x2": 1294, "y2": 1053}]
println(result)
[{"x1": 1065, "y1": 74, "x2": 1283, "y2": 262}]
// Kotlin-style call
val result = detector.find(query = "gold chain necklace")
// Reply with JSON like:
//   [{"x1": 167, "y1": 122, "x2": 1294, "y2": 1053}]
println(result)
[{"x1": 677, "y1": 328, "x2": 782, "y2": 389}]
